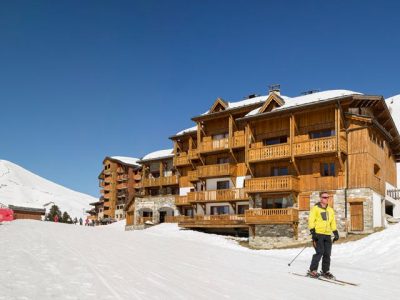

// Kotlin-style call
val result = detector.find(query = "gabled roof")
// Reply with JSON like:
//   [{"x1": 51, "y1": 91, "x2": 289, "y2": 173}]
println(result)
[
  {"x1": 209, "y1": 97, "x2": 228, "y2": 113},
  {"x1": 254, "y1": 93, "x2": 286, "y2": 115}
]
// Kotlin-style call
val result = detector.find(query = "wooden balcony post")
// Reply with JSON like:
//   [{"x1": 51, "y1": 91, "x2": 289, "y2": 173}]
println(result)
[
  {"x1": 229, "y1": 115, "x2": 233, "y2": 147},
  {"x1": 197, "y1": 122, "x2": 202, "y2": 151}
]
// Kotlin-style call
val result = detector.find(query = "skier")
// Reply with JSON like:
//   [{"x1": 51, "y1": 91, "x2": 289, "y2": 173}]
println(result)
[
  {"x1": 308, "y1": 191, "x2": 339, "y2": 279},
  {"x1": 54, "y1": 215, "x2": 59, "y2": 223},
  {"x1": 79, "y1": 217, "x2": 83, "y2": 225}
]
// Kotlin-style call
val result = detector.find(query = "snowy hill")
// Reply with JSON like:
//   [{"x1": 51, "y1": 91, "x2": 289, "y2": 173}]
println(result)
[
  {"x1": 386, "y1": 94, "x2": 400, "y2": 187},
  {"x1": 0, "y1": 221, "x2": 399, "y2": 299},
  {"x1": 0, "y1": 160, "x2": 95, "y2": 218}
]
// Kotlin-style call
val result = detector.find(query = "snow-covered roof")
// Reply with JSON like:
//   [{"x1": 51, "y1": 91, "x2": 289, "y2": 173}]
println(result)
[
  {"x1": 110, "y1": 156, "x2": 140, "y2": 166},
  {"x1": 246, "y1": 90, "x2": 362, "y2": 117},
  {"x1": 175, "y1": 125, "x2": 197, "y2": 136},
  {"x1": 386, "y1": 94, "x2": 400, "y2": 131},
  {"x1": 141, "y1": 149, "x2": 174, "y2": 161}
]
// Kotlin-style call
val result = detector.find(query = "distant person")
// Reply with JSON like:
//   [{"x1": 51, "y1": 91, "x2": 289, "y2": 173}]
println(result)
[
  {"x1": 85, "y1": 218, "x2": 89, "y2": 226},
  {"x1": 79, "y1": 217, "x2": 83, "y2": 225},
  {"x1": 73, "y1": 217, "x2": 78, "y2": 225},
  {"x1": 308, "y1": 191, "x2": 339, "y2": 279},
  {"x1": 54, "y1": 215, "x2": 59, "y2": 223}
]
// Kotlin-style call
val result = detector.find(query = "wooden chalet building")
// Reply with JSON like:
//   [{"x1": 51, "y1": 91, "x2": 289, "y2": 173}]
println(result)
[
  {"x1": 169, "y1": 87, "x2": 400, "y2": 248},
  {"x1": 8, "y1": 205, "x2": 46, "y2": 221},
  {"x1": 94, "y1": 156, "x2": 141, "y2": 222},
  {"x1": 125, "y1": 149, "x2": 180, "y2": 230}
]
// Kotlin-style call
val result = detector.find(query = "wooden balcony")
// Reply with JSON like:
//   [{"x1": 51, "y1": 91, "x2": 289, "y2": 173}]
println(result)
[
  {"x1": 175, "y1": 195, "x2": 191, "y2": 206},
  {"x1": 179, "y1": 176, "x2": 192, "y2": 188},
  {"x1": 179, "y1": 214, "x2": 247, "y2": 228},
  {"x1": 104, "y1": 169, "x2": 111, "y2": 175},
  {"x1": 165, "y1": 215, "x2": 192, "y2": 223},
  {"x1": 133, "y1": 174, "x2": 141, "y2": 181},
  {"x1": 117, "y1": 174, "x2": 128, "y2": 182},
  {"x1": 104, "y1": 176, "x2": 112, "y2": 183},
  {"x1": 248, "y1": 143, "x2": 290, "y2": 162},
  {"x1": 188, "y1": 170, "x2": 199, "y2": 182},
  {"x1": 199, "y1": 138, "x2": 229, "y2": 153},
  {"x1": 117, "y1": 167, "x2": 125, "y2": 174},
  {"x1": 293, "y1": 136, "x2": 345, "y2": 157},
  {"x1": 231, "y1": 131, "x2": 245, "y2": 148},
  {"x1": 117, "y1": 183, "x2": 128, "y2": 190},
  {"x1": 245, "y1": 208, "x2": 299, "y2": 224},
  {"x1": 188, "y1": 149, "x2": 199, "y2": 160},
  {"x1": 142, "y1": 175, "x2": 179, "y2": 187},
  {"x1": 245, "y1": 176, "x2": 300, "y2": 193},
  {"x1": 187, "y1": 188, "x2": 248, "y2": 203},
  {"x1": 174, "y1": 153, "x2": 190, "y2": 166},
  {"x1": 103, "y1": 192, "x2": 111, "y2": 199},
  {"x1": 197, "y1": 163, "x2": 235, "y2": 178}
]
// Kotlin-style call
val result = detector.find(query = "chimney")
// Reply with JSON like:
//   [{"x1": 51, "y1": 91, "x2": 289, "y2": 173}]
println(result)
[{"x1": 269, "y1": 84, "x2": 281, "y2": 95}]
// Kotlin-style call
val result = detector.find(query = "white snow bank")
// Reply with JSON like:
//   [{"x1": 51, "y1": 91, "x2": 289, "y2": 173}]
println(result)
[
  {"x1": 0, "y1": 160, "x2": 94, "y2": 219},
  {"x1": 1, "y1": 220, "x2": 399, "y2": 299}
]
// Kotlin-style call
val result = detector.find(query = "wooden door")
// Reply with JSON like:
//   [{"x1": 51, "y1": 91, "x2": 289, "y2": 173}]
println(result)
[{"x1": 350, "y1": 202, "x2": 364, "y2": 231}]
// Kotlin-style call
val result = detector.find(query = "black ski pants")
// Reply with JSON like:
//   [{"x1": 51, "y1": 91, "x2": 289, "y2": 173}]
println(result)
[{"x1": 310, "y1": 234, "x2": 332, "y2": 272}]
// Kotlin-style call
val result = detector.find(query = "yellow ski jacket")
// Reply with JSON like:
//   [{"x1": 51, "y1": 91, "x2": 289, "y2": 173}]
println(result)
[{"x1": 308, "y1": 203, "x2": 337, "y2": 235}]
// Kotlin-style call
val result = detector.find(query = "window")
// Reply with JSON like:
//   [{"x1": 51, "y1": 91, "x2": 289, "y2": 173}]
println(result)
[
  {"x1": 210, "y1": 206, "x2": 229, "y2": 215},
  {"x1": 213, "y1": 133, "x2": 229, "y2": 140},
  {"x1": 321, "y1": 163, "x2": 335, "y2": 176},
  {"x1": 150, "y1": 188, "x2": 159, "y2": 196},
  {"x1": 217, "y1": 181, "x2": 230, "y2": 190},
  {"x1": 217, "y1": 157, "x2": 229, "y2": 164},
  {"x1": 309, "y1": 129, "x2": 335, "y2": 139},
  {"x1": 237, "y1": 205, "x2": 249, "y2": 214},
  {"x1": 263, "y1": 136, "x2": 288, "y2": 146},
  {"x1": 271, "y1": 167, "x2": 289, "y2": 176},
  {"x1": 262, "y1": 197, "x2": 294, "y2": 209},
  {"x1": 374, "y1": 164, "x2": 381, "y2": 176}
]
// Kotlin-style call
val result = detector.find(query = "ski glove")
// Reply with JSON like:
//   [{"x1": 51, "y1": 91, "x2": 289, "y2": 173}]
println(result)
[
  {"x1": 333, "y1": 230, "x2": 339, "y2": 242},
  {"x1": 310, "y1": 228, "x2": 318, "y2": 241}
]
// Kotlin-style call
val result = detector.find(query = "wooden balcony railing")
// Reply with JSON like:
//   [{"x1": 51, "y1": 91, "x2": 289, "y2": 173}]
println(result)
[
  {"x1": 117, "y1": 183, "x2": 128, "y2": 190},
  {"x1": 245, "y1": 176, "x2": 300, "y2": 193},
  {"x1": 103, "y1": 193, "x2": 111, "y2": 199},
  {"x1": 188, "y1": 170, "x2": 199, "y2": 182},
  {"x1": 231, "y1": 131, "x2": 245, "y2": 148},
  {"x1": 187, "y1": 188, "x2": 248, "y2": 203},
  {"x1": 294, "y1": 136, "x2": 341, "y2": 156},
  {"x1": 117, "y1": 174, "x2": 128, "y2": 182},
  {"x1": 197, "y1": 163, "x2": 235, "y2": 178},
  {"x1": 104, "y1": 176, "x2": 112, "y2": 183},
  {"x1": 142, "y1": 175, "x2": 179, "y2": 187},
  {"x1": 165, "y1": 215, "x2": 192, "y2": 223},
  {"x1": 138, "y1": 217, "x2": 153, "y2": 224},
  {"x1": 188, "y1": 149, "x2": 199, "y2": 160},
  {"x1": 248, "y1": 143, "x2": 290, "y2": 162},
  {"x1": 104, "y1": 169, "x2": 112, "y2": 175},
  {"x1": 179, "y1": 214, "x2": 246, "y2": 227},
  {"x1": 245, "y1": 208, "x2": 299, "y2": 224},
  {"x1": 200, "y1": 138, "x2": 229, "y2": 153},
  {"x1": 175, "y1": 195, "x2": 191, "y2": 206},
  {"x1": 179, "y1": 176, "x2": 192, "y2": 188},
  {"x1": 174, "y1": 153, "x2": 190, "y2": 166}
]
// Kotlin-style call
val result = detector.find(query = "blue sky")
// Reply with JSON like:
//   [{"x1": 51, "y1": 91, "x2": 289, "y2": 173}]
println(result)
[{"x1": 1, "y1": 0, "x2": 399, "y2": 197}]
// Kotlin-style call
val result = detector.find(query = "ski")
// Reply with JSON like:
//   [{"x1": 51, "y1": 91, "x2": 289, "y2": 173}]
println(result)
[{"x1": 290, "y1": 272, "x2": 358, "y2": 286}]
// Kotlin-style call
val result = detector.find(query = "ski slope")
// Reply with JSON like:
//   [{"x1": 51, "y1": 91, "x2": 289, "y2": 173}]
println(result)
[
  {"x1": 0, "y1": 220, "x2": 398, "y2": 299},
  {"x1": 0, "y1": 160, "x2": 95, "y2": 219}
]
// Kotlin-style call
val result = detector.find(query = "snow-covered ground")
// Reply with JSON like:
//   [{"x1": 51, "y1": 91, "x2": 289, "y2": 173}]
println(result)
[
  {"x1": 1, "y1": 221, "x2": 399, "y2": 300},
  {"x1": 0, "y1": 160, "x2": 95, "y2": 219}
]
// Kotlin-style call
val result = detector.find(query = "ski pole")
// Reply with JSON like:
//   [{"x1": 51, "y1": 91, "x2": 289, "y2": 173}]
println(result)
[{"x1": 288, "y1": 245, "x2": 308, "y2": 266}]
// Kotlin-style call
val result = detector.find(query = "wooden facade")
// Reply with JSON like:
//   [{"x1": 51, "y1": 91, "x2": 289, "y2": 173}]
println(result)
[
  {"x1": 93, "y1": 157, "x2": 141, "y2": 222},
  {"x1": 9, "y1": 205, "x2": 45, "y2": 221},
  {"x1": 168, "y1": 91, "x2": 400, "y2": 236}
]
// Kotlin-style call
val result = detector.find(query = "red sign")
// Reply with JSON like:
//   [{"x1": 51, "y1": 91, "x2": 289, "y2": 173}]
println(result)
[{"x1": 0, "y1": 208, "x2": 14, "y2": 222}]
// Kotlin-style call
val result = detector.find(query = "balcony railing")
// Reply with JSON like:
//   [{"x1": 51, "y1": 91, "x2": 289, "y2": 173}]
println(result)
[
  {"x1": 117, "y1": 174, "x2": 128, "y2": 182},
  {"x1": 174, "y1": 153, "x2": 190, "y2": 166},
  {"x1": 187, "y1": 188, "x2": 248, "y2": 203},
  {"x1": 200, "y1": 138, "x2": 229, "y2": 153},
  {"x1": 188, "y1": 170, "x2": 199, "y2": 182},
  {"x1": 104, "y1": 176, "x2": 112, "y2": 183},
  {"x1": 117, "y1": 183, "x2": 128, "y2": 190},
  {"x1": 188, "y1": 149, "x2": 199, "y2": 160},
  {"x1": 245, "y1": 208, "x2": 299, "y2": 224},
  {"x1": 142, "y1": 175, "x2": 179, "y2": 187},
  {"x1": 179, "y1": 214, "x2": 246, "y2": 227},
  {"x1": 293, "y1": 136, "x2": 341, "y2": 156},
  {"x1": 248, "y1": 143, "x2": 290, "y2": 162},
  {"x1": 197, "y1": 163, "x2": 235, "y2": 178},
  {"x1": 231, "y1": 131, "x2": 245, "y2": 148},
  {"x1": 103, "y1": 193, "x2": 111, "y2": 199},
  {"x1": 175, "y1": 195, "x2": 191, "y2": 206},
  {"x1": 387, "y1": 189, "x2": 400, "y2": 200},
  {"x1": 245, "y1": 176, "x2": 300, "y2": 193},
  {"x1": 117, "y1": 167, "x2": 125, "y2": 174},
  {"x1": 165, "y1": 215, "x2": 192, "y2": 223}
]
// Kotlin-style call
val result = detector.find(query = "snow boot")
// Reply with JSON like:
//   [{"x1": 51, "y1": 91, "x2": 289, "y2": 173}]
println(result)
[
  {"x1": 307, "y1": 270, "x2": 319, "y2": 278},
  {"x1": 320, "y1": 271, "x2": 335, "y2": 280}
]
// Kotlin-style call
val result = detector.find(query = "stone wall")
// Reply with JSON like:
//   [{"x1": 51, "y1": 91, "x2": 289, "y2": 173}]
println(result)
[
  {"x1": 346, "y1": 188, "x2": 375, "y2": 233},
  {"x1": 249, "y1": 224, "x2": 298, "y2": 249},
  {"x1": 134, "y1": 195, "x2": 179, "y2": 226}
]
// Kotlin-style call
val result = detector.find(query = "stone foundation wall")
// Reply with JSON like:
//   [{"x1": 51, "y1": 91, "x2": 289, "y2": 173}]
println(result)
[
  {"x1": 346, "y1": 188, "x2": 374, "y2": 233},
  {"x1": 249, "y1": 224, "x2": 297, "y2": 249},
  {"x1": 134, "y1": 195, "x2": 179, "y2": 225}
]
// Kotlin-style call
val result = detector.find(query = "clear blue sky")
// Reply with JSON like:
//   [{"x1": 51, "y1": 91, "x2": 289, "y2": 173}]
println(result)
[{"x1": 1, "y1": 0, "x2": 399, "y2": 197}]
